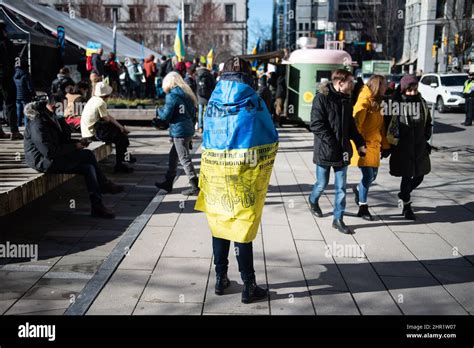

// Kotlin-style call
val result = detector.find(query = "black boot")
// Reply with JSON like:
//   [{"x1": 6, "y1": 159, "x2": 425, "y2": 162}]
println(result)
[
  {"x1": 101, "y1": 181, "x2": 124, "y2": 194},
  {"x1": 182, "y1": 177, "x2": 200, "y2": 196},
  {"x1": 310, "y1": 199, "x2": 323, "y2": 217},
  {"x1": 91, "y1": 204, "x2": 115, "y2": 219},
  {"x1": 352, "y1": 186, "x2": 359, "y2": 205},
  {"x1": 155, "y1": 177, "x2": 174, "y2": 193},
  {"x1": 357, "y1": 204, "x2": 374, "y2": 221},
  {"x1": 114, "y1": 163, "x2": 134, "y2": 174},
  {"x1": 215, "y1": 273, "x2": 231, "y2": 296},
  {"x1": 241, "y1": 278, "x2": 268, "y2": 304},
  {"x1": 332, "y1": 219, "x2": 353, "y2": 234},
  {"x1": 402, "y1": 203, "x2": 416, "y2": 220}
]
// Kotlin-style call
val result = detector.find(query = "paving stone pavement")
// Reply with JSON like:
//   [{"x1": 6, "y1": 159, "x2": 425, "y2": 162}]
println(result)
[{"x1": 1, "y1": 112, "x2": 473, "y2": 316}]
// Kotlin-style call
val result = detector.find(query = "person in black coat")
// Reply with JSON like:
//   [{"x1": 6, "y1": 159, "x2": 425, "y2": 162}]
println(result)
[
  {"x1": 23, "y1": 94, "x2": 123, "y2": 219},
  {"x1": 257, "y1": 75, "x2": 273, "y2": 115},
  {"x1": 0, "y1": 20, "x2": 22, "y2": 140},
  {"x1": 14, "y1": 63, "x2": 35, "y2": 127},
  {"x1": 389, "y1": 75, "x2": 432, "y2": 220},
  {"x1": 50, "y1": 67, "x2": 75, "y2": 99},
  {"x1": 309, "y1": 70, "x2": 366, "y2": 234}
]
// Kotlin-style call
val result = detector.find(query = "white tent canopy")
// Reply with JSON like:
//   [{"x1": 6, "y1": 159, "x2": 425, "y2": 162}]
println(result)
[{"x1": 0, "y1": 0, "x2": 160, "y2": 60}]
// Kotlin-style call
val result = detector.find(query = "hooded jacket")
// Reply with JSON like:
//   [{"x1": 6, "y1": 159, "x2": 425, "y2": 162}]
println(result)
[
  {"x1": 196, "y1": 67, "x2": 216, "y2": 104},
  {"x1": 310, "y1": 83, "x2": 365, "y2": 167},
  {"x1": 351, "y1": 85, "x2": 390, "y2": 168},
  {"x1": 14, "y1": 67, "x2": 35, "y2": 102},
  {"x1": 157, "y1": 87, "x2": 196, "y2": 138},
  {"x1": 23, "y1": 102, "x2": 77, "y2": 172},
  {"x1": 50, "y1": 74, "x2": 74, "y2": 98}
]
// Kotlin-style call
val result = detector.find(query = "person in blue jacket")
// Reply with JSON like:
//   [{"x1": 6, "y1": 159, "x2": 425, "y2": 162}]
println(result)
[
  {"x1": 14, "y1": 62, "x2": 35, "y2": 127},
  {"x1": 155, "y1": 71, "x2": 199, "y2": 196}
]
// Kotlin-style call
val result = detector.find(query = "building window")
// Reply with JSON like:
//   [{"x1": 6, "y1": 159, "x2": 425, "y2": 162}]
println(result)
[
  {"x1": 305, "y1": 22, "x2": 309, "y2": 30},
  {"x1": 55, "y1": 4, "x2": 68, "y2": 12},
  {"x1": 158, "y1": 6, "x2": 167, "y2": 22},
  {"x1": 184, "y1": 4, "x2": 191, "y2": 22},
  {"x1": 185, "y1": 34, "x2": 189, "y2": 45},
  {"x1": 105, "y1": 6, "x2": 120, "y2": 22},
  {"x1": 225, "y1": 4, "x2": 235, "y2": 22},
  {"x1": 299, "y1": 23, "x2": 303, "y2": 30},
  {"x1": 166, "y1": 35, "x2": 171, "y2": 46},
  {"x1": 129, "y1": 6, "x2": 144, "y2": 22},
  {"x1": 436, "y1": 0, "x2": 446, "y2": 18}
]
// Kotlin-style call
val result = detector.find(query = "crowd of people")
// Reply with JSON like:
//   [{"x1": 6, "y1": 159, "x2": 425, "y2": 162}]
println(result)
[
  {"x1": 309, "y1": 70, "x2": 434, "y2": 235},
  {"x1": 2, "y1": 17, "x2": 472, "y2": 304}
]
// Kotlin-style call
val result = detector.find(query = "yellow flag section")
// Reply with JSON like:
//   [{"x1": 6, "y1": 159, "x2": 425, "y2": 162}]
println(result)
[{"x1": 195, "y1": 142, "x2": 278, "y2": 243}]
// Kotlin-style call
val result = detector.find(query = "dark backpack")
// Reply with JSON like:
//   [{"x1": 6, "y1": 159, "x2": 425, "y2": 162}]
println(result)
[{"x1": 197, "y1": 71, "x2": 213, "y2": 100}]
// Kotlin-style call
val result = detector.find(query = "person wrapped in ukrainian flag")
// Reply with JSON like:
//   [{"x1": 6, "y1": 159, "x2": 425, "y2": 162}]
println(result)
[{"x1": 195, "y1": 57, "x2": 278, "y2": 304}]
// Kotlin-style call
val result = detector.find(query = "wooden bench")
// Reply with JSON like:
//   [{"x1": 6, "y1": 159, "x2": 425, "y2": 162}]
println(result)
[{"x1": 0, "y1": 139, "x2": 112, "y2": 217}]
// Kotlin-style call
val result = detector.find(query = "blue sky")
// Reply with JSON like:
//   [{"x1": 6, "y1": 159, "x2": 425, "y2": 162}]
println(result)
[{"x1": 248, "y1": 0, "x2": 273, "y2": 52}]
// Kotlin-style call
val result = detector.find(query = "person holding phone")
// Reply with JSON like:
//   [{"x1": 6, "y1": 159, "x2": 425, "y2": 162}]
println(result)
[{"x1": 309, "y1": 69, "x2": 366, "y2": 234}]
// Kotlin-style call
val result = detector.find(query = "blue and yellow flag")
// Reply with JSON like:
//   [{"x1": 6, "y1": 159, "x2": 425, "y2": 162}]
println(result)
[
  {"x1": 174, "y1": 18, "x2": 185, "y2": 61},
  {"x1": 195, "y1": 77, "x2": 279, "y2": 243},
  {"x1": 207, "y1": 47, "x2": 214, "y2": 70},
  {"x1": 251, "y1": 38, "x2": 260, "y2": 70}
]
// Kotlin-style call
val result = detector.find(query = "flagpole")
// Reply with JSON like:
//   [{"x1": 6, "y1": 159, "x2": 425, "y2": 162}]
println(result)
[{"x1": 181, "y1": 0, "x2": 185, "y2": 46}]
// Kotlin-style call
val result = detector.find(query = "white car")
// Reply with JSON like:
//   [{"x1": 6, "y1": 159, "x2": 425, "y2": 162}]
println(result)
[{"x1": 418, "y1": 73, "x2": 468, "y2": 113}]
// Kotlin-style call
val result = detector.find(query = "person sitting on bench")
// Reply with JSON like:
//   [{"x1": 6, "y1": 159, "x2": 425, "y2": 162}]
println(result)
[
  {"x1": 81, "y1": 81, "x2": 135, "y2": 174},
  {"x1": 23, "y1": 94, "x2": 123, "y2": 219}
]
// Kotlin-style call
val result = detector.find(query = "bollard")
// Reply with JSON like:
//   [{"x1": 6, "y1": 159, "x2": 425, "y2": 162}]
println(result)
[{"x1": 430, "y1": 102, "x2": 436, "y2": 147}]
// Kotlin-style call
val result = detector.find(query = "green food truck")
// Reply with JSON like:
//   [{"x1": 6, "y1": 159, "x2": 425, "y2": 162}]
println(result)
[
  {"x1": 286, "y1": 49, "x2": 353, "y2": 125},
  {"x1": 362, "y1": 60, "x2": 392, "y2": 76}
]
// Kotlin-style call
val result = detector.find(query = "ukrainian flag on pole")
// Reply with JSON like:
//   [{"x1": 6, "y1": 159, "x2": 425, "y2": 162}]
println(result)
[
  {"x1": 174, "y1": 18, "x2": 185, "y2": 61},
  {"x1": 207, "y1": 47, "x2": 214, "y2": 70},
  {"x1": 251, "y1": 38, "x2": 260, "y2": 70}
]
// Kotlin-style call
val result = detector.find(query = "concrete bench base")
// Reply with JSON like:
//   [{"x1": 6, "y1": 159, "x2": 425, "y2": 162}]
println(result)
[{"x1": 0, "y1": 142, "x2": 112, "y2": 217}]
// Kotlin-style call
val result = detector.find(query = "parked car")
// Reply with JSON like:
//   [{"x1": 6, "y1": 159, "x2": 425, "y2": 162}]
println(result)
[{"x1": 418, "y1": 73, "x2": 468, "y2": 113}]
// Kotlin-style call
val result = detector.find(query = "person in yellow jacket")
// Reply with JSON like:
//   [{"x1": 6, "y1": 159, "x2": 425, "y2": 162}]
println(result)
[{"x1": 352, "y1": 75, "x2": 391, "y2": 220}]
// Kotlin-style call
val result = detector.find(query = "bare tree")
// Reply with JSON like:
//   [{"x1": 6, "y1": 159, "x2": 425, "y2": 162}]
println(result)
[
  {"x1": 189, "y1": 0, "x2": 238, "y2": 63},
  {"x1": 445, "y1": 0, "x2": 473, "y2": 70},
  {"x1": 344, "y1": 0, "x2": 406, "y2": 60}
]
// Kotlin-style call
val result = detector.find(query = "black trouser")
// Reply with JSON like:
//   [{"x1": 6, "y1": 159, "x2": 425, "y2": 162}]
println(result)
[
  {"x1": 49, "y1": 149, "x2": 107, "y2": 206},
  {"x1": 399, "y1": 176, "x2": 424, "y2": 203},
  {"x1": 0, "y1": 77, "x2": 19, "y2": 133},
  {"x1": 94, "y1": 122, "x2": 130, "y2": 166},
  {"x1": 465, "y1": 97, "x2": 473, "y2": 125},
  {"x1": 145, "y1": 77, "x2": 156, "y2": 99},
  {"x1": 212, "y1": 236, "x2": 255, "y2": 282}
]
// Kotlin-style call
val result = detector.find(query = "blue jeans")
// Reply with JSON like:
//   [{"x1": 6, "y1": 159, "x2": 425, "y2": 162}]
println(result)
[
  {"x1": 198, "y1": 103, "x2": 206, "y2": 130},
  {"x1": 16, "y1": 100, "x2": 27, "y2": 128},
  {"x1": 358, "y1": 167, "x2": 378, "y2": 204},
  {"x1": 309, "y1": 165, "x2": 348, "y2": 220}
]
